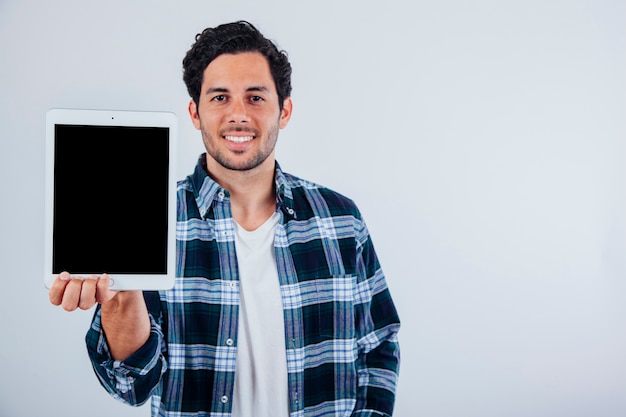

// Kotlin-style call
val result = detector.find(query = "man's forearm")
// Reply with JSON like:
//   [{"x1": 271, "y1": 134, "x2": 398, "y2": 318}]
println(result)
[{"x1": 100, "y1": 291, "x2": 151, "y2": 361}]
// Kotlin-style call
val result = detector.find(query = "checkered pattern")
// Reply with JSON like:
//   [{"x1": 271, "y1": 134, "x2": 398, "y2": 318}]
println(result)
[{"x1": 86, "y1": 155, "x2": 400, "y2": 416}]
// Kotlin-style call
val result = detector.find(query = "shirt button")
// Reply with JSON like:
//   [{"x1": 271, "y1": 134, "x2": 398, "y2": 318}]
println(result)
[
  {"x1": 221, "y1": 395, "x2": 229, "y2": 403},
  {"x1": 229, "y1": 282, "x2": 236, "y2": 288},
  {"x1": 218, "y1": 191, "x2": 225, "y2": 199},
  {"x1": 226, "y1": 338, "x2": 234, "y2": 346}
]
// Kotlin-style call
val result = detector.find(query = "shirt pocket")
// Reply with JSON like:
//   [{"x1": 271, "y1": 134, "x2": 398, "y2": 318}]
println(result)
[{"x1": 302, "y1": 275, "x2": 356, "y2": 341}]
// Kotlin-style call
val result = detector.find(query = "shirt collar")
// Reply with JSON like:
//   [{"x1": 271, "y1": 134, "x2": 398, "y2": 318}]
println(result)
[{"x1": 190, "y1": 154, "x2": 297, "y2": 220}]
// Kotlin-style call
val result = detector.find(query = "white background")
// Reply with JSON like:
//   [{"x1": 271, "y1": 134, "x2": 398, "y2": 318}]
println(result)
[{"x1": 1, "y1": 0, "x2": 624, "y2": 416}]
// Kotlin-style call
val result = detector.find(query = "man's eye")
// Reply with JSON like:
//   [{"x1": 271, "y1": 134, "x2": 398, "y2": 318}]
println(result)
[
  {"x1": 250, "y1": 96, "x2": 264, "y2": 102},
  {"x1": 212, "y1": 95, "x2": 226, "y2": 102}
]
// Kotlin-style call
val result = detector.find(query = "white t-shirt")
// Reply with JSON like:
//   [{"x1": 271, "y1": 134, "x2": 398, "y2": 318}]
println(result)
[{"x1": 231, "y1": 212, "x2": 289, "y2": 417}]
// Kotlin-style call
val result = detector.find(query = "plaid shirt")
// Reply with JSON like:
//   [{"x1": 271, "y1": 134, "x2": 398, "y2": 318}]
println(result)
[{"x1": 86, "y1": 155, "x2": 401, "y2": 416}]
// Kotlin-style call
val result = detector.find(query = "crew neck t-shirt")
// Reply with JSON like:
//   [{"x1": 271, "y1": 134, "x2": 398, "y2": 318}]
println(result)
[{"x1": 231, "y1": 212, "x2": 289, "y2": 417}]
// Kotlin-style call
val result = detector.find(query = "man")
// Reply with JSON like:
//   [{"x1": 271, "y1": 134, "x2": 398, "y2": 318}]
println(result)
[{"x1": 49, "y1": 20, "x2": 400, "y2": 416}]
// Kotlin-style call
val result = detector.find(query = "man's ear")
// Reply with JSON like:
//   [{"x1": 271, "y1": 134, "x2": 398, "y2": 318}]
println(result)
[
  {"x1": 279, "y1": 97, "x2": 293, "y2": 129},
  {"x1": 188, "y1": 99, "x2": 201, "y2": 130}
]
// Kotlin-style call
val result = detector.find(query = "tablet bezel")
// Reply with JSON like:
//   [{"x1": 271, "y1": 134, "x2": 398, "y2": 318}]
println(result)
[{"x1": 44, "y1": 108, "x2": 177, "y2": 290}]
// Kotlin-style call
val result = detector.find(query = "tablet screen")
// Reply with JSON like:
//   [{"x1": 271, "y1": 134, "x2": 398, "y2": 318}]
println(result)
[{"x1": 53, "y1": 124, "x2": 169, "y2": 274}]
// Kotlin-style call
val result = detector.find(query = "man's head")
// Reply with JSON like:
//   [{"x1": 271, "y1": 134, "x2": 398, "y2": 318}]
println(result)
[
  {"x1": 183, "y1": 20, "x2": 292, "y2": 111},
  {"x1": 184, "y1": 22, "x2": 293, "y2": 175}
]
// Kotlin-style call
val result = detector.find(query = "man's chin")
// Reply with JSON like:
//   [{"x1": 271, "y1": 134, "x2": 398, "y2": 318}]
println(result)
[{"x1": 212, "y1": 155, "x2": 271, "y2": 172}]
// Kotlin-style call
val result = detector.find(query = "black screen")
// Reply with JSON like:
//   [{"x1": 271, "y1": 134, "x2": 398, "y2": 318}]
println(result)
[{"x1": 52, "y1": 124, "x2": 169, "y2": 274}]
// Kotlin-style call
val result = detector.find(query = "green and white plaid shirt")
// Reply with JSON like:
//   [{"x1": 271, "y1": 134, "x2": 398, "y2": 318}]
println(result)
[{"x1": 87, "y1": 155, "x2": 401, "y2": 416}]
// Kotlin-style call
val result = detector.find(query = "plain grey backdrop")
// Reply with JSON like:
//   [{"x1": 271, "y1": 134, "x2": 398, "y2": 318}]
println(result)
[{"x1": 1, "y1": 0, "x2": 624, "y2": 416}]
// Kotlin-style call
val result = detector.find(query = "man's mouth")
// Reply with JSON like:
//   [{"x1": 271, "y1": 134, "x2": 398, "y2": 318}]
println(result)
[{"x1": 224, "y1": 135, "x2": 254, "y2": 143}]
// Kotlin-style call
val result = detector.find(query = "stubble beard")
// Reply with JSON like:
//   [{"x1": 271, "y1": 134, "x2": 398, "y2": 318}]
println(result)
[{"x1": 201, "y1": 121, "x2": 280, "y2": 172}]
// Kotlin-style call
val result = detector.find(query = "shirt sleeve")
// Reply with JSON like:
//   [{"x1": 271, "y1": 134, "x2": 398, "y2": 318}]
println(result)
[
  {"x1": 85, "y1": 302, "x2": 167, "y2": 406},
  {"x1": 352, "y1": 221, "x2": 401, "y2": 417}
]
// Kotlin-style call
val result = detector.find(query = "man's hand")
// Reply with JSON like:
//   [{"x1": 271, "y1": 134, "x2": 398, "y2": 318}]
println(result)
[
  {"x1": 49, "y1": 271, "x2": 119, "y2": 311},
  {"x1": 48, "y1": 272, "x2": 150, "y2": 360}
]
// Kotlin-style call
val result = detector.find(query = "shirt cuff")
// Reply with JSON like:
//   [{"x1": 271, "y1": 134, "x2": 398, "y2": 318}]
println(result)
[{"x1": 87, "y1": 309, "x2": 165, "y2": 380}]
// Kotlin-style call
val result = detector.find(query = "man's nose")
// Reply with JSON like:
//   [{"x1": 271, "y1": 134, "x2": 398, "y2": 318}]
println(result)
[{"x1": 228, "y1": 98, "x2": 250, "y2": 123}]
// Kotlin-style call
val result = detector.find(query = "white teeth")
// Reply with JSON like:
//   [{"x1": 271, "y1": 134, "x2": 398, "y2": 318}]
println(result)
[{"x1": 225, "y1": 135, "x2": 254, "y2": 143}]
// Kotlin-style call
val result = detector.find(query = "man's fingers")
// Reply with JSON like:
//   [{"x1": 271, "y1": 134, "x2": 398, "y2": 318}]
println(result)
[
  {"x1": 78, "y1": 276, "x2": 98, "y2": 310},
  {"x1": 61, "y1": 278, "x2": 84, "y2": 311},
  {"x1": 49, "y1": 272, "x2": 119, "y2": 311},
  {"x1": 49, "y1": 272, "x2": 72, "y2": 306},
  {"x1": 96, "y1": 274, "x2": 119, "y2": 304}
]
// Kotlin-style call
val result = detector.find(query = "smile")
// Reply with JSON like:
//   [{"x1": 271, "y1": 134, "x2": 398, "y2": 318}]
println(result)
[{"x1": 224, "y1": 135, "x2": 254, "y2": 143}]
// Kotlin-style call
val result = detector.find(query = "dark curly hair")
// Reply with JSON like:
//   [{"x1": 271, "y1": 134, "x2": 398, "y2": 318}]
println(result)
[{"x1": 182, "y1": 20, "x2": 292, "y2": 110}]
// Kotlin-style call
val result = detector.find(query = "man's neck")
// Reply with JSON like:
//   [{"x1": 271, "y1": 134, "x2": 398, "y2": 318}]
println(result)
[{"x1": 205, "y1": 156, "x2": 277, "y2": 231}]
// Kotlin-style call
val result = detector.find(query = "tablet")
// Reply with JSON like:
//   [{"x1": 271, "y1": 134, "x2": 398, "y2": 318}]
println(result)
[{"x1": 44, "y1": 108, "x2": 177, "y2": 290}]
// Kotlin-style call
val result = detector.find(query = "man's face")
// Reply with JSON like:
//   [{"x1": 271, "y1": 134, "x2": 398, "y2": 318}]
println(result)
[{"x1": 189, "y1": 51, "x2": 292, "y2": 172}]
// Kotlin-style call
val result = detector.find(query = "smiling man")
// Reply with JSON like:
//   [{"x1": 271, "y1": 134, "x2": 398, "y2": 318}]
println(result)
[
  {"x1": 49, "y1": 20, "x2": 401, "y2": 417},
  {"x1": 189, "y1": 51, "x2": 292, "y2": 231}
]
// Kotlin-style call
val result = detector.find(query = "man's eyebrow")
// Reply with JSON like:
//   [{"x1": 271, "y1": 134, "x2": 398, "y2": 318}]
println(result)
[
  {"x1": 247, "y1": 86, "x2": 271, "y2": 93},
  {"x1": 205, "y1": 86, "x2": 271, "y2": 95},
  {"x1": 205, "y1": 87, "x2": 228, "y2": 95}
]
